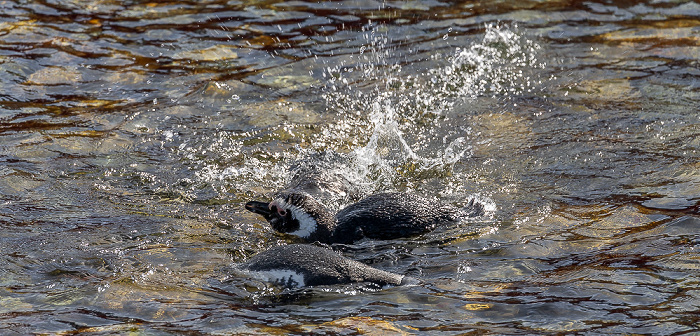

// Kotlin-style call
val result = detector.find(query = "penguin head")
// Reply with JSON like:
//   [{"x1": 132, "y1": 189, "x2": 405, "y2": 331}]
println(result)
[{"x1": 245, "y1": 191, "x2": 335, "y2": 242}]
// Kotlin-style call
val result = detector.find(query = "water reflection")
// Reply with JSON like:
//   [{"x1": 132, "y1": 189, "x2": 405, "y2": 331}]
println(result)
[{"x1": 1, "y1": 0, "x2": 699, "y2": 334}]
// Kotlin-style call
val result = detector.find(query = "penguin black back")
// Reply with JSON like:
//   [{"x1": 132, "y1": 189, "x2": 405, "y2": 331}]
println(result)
[{"x1": 331, "y1": 192, "x2": 471, "y2": 244}]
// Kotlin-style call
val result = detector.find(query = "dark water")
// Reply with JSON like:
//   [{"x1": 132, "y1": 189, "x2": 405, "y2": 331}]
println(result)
[{"x1": 1, "y1": 0, "x2": 699, "y2": 334}]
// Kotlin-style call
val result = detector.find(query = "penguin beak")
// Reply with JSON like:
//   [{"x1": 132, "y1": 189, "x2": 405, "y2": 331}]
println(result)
[
  {"x1": 245, "y1": 201, "x2": 275, "y2": 220},
  {"x1": 245, "y1": 200, "x2": 294, "y2": 232}
]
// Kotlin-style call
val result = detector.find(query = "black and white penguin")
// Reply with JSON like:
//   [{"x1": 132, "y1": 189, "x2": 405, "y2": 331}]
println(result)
[
  {"x1": 242, "y1": 244, "x2": 414, "y2": 288},
  {"x1": 245, "y1": 191, "x2": 484, "y2": 244}
]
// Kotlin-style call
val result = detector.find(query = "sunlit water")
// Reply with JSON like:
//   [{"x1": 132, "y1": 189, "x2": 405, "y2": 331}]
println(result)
[{"x1": 1, "y1": 1, "x2": 699, "y2": 335}]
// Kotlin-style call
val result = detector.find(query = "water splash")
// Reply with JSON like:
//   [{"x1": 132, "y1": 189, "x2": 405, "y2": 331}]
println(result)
[
  {"x1": 321, "y1": 23, "x2": 546, "y2": 194},
  {"x1": 427, "y1": 23, "x2": 545, "y2": 101},
  {"x1": 324, "y1": 23, "x2": 545, "y2": 115},
  {"x1": 158, "y1": 23, "x2": 546, "y2": 208}
]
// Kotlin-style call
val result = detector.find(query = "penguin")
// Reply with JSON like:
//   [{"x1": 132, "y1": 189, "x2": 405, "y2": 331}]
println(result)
[
  {"x1": 242, "y1": 244, "x2": 414, "y2": 288},
  {"x1": 245, "y1": 191, "x2": 484, "y2": 244}
]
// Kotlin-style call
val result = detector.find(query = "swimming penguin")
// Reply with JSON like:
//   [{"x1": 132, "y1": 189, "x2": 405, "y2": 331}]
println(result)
[
  {"x1": 243, "y1": 244, "x2": 414, "y2": 288},
  {"x1": 245, "y1": 191, "x2": 484, "y2": 244}
]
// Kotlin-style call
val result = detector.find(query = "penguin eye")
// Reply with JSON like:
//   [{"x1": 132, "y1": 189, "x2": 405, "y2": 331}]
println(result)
[
  {"x1": 269, "y1": 204, "x2": 284, "y2": 216},
  {"x1": 278, "y1": 208, "x2": 288, "y2": 217}
]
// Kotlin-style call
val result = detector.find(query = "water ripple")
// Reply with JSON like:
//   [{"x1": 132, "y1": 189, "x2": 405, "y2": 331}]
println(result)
[{"x1": 1, "y1": 0, "x2": 699, "y2": 335}]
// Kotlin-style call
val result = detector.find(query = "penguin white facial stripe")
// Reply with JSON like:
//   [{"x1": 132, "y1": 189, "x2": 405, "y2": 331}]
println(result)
[
  {"x1": 287, "y1": 204, "x2": 317, "y2": 238},
  {"x1": 272, "y1": 198, "x2": 318, "y2": 238}
]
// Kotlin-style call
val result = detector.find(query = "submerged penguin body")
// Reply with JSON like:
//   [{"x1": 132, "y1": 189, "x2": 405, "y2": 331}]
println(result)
[
  {"x1": 243, "y1": 244, "x2": 409, "y2": 288},
  {"x1": 245, "y1": 191, "x2": 484, "y2": 244},
  {"x1": 331, "y1": 192, "x2": 462, "y2": 244}
]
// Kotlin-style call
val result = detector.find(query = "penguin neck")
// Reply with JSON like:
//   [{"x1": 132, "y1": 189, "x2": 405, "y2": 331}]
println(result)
[
  {"x1": 292, "y1": 196, "x2": 338, "y2": 244},
  {"x1": 306, "y1": 220, "x2": 335, "y2": 244}
]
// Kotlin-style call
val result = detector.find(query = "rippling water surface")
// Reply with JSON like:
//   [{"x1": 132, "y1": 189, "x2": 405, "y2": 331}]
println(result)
[{"x1": 1, "y1": 0, "x2": 699, "y2": 334}]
